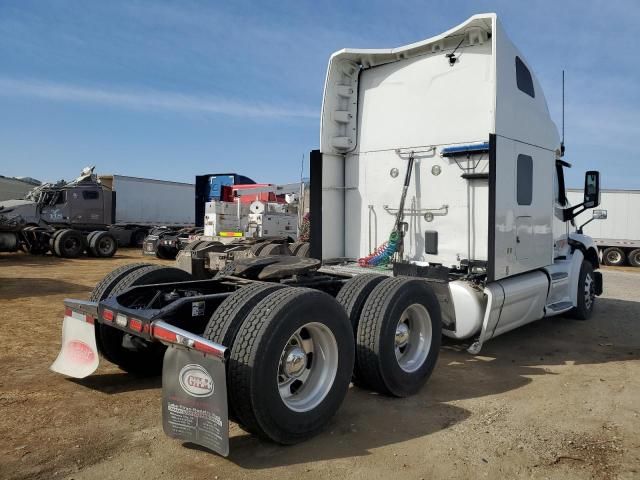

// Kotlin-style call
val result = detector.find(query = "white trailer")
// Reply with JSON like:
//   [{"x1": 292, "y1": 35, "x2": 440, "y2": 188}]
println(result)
[
  {"x1": 52, "y1": 13, "x2": 603, "y2": 457},
  {"x1": 99, "y1": 174, "x2": 194, "y2": 246},
  {"x1": 100, "y1": 175, "x2": 194, "y2": 226},
  {"x1": 567, "y1": 189, "x2": 640, "y2": 266}
]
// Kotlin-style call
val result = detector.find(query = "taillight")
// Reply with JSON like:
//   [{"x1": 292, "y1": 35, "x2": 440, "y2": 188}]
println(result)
[
  {"x1": 128, "y1": 318, "x2": 143, "y2": 332},
  {"x1": 64, "y1": 307, "x2": 72, "y2": 317},
  {"x1": 193, "y1": 339, "x2": 223, "y2": 355},
  {"x1": 152, "y1": 324, "x2": 177, "y2": 343},
  {"x1": 102, "y1": 309, "x2": 114, "y2": 322}
]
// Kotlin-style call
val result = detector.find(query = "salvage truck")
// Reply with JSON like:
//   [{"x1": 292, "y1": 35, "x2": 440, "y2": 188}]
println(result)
[
  {"x1": 52, "y1": 14, "x2": 603, "y2": 457},
  {"x1": 0, "y1": 167, "x2": 194, "y2": 258},
  {"x1": 174, "y1": 182, "x2": 310, "y2": 278}
]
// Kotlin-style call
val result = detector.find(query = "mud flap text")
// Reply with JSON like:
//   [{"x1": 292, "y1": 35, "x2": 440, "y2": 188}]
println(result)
[{"x1": 162, "y1": 346, "x2": 229, "y2": 456}]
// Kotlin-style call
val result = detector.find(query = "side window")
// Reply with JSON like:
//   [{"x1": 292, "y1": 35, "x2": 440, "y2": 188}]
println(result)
[
  {"x1": 82, "y1": 190, "x2": 99, "y2": 200},
  {"x1": 55, "y1": 191, "x2": 66, "y2": 204},
  {"x1": 555, "y1": 162, "x2": 567, "y2": 206},
  {"x1": 515, "y1": 56, "x2": 535, "y2": 98},
  {"x1": 516, "y1": 154, "x2": 533, "y2": 206}
]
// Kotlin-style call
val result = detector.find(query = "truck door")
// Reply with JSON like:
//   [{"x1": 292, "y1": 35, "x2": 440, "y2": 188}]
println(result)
[
  {"x1": 41, "y1": 190, "x2": 71, "y2": 225},
  {"x1": 69, "y1": 186, "x2": 105, "y2": 226},
  {"x1": 489, "y1": 134, "x2": 554, "y2": 280},
  {"x1": 515, "y1": 216, "x2": 533, "y2": 260}
]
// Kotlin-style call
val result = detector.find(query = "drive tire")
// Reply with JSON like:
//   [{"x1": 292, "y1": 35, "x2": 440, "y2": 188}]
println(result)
[
  {"x1": 356, "y1": 277, "x2": 442, "y2": 397},
  {"x1": 259, "y1": 243, "x2": 289, "y2": 256},
  {"x1": 288, "y1": 242, "x2": 304, "y2": 255},
  {"x1": 570, "y1": 261, "x2": 596, "y2": 320},
  {"x1": 204, "y1": 282, "x2": 286, "y2": 348},
  {"x1": 336, "y1": 274, "x2": 386, "y2": 379},
  {"x1": 54, "y1": 229, "x2": 84, "y2": 258},
  {"x1": 90, "y1": 263, "x2": 152, "y2": 303},
  {"x1": 155, "y1": 244, "x2": 176, "y2": 260},
  {"x1": 90, "y1": 231, "x2": 117, "y2": 258},
  {"x1": 84, "y1": 231, "x2": 101, "y2": 256},
  {"x1": 250, "y1": 242, "x2": 269, "y2": 257},
  {"x1": 97, "y1": 265, "x2": 193, "y2": 375},
  {"x1": 628, "y1": 249, "x2": 640, "y2": 268},
  {"x1": 51, "y1": 229, "x2": 67, "y2": 256},
  {"x1": 49, "y1": 229, "x2": 65, "y2": 252},
  {"x1": 602, "y1": 247, "x2": 625, "y2": 266},
  {"x1": 203, "y1": 282, "x2": 286, "y2": 422},
  {"x1": 183, "y1": 240, "x2": 205, "y2": 252},
  {"x1": 295, "y1": 242, "x2": 310, "y2": 257},
  {"x1": 90, "y1": 263, "x2": 152, "y2": 363},
  {"x1": 228, "y1": 287, "x2": 354, "y2": 444}
]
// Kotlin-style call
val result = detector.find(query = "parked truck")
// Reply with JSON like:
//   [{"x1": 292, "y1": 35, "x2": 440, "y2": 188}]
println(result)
[
  {"x1": 567, "y1": 189, "x2": 640, "y2": 267},
  {"x1": 175, "y1": 182, "x2": 310, "y2": 278},
  {"x1": 0, "y1": 167, "x2": 194, "y2": 258},
  {"x1": 143, "y1": 173, "x2": 260, "y2": 259},
  {"x1": 52, "y1": 14, "x2": 603, "y2": 457}
]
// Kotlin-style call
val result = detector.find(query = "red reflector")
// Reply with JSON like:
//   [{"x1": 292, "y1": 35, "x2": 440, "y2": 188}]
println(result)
[
  {"x1": 64, "y1": 307, "x2": 72, "y2": 317},
  {"x1": 86, "y1": 316, "x2": 95, "y2": 325},
  {"x1": 194, "y1": 340, "x2": 221, "y2": 356},
  {"x1": 128, "y1": 318, "x2": 143, "y2": 332},
  {"x1": 152, "y1": 325, "x2": 177, "y2": 343},
  {"x1": 102, "y1": 309, "x2": 114, "y2": 322}
]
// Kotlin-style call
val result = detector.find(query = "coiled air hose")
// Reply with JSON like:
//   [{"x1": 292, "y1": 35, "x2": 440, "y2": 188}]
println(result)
[
  {"x1": 358, "y1": 151, "x2": 416, "y2": 268},
  {"x1": 358, "y1": 231, "x2": 399, "y2": 267}
]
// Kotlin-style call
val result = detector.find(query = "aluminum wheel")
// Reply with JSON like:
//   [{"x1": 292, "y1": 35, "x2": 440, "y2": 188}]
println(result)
[
  {"x1": 394, "y1": 303, "x2": 433, "y2": 373},
  {"x1": 584, "y1": 272, "x2": 595, "y2": 310},
  {"x1": 606, "y1": 250, "x2": 622, "y2": 265},
  {"x1": 277, "y1": 322, "x2": 338, "y2": 413}
]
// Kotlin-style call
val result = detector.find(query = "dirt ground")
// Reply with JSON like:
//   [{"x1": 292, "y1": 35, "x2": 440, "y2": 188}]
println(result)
[{"x1": 0, "y1": 250, "x2": 638, "y2": 480}]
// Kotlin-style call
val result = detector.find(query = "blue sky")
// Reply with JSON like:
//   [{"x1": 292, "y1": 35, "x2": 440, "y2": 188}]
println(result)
[{"x1": 0, "y1": 0, "x2": 638, "y2": 188}]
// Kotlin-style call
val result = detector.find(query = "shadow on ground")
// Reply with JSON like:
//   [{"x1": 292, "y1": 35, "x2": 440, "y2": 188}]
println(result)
[
  {"x1": 69, "y1": 372, "x2": 161, "y2": 394},
  {"x1": 0, "y1": 277, "x2": 88, "y2": 299},
  {"x1": 47, "y1": 291, "x2": 639, "y2": 469},
  {"x1": 220, "y1": 297, "x2": 639, "y2": 468}
]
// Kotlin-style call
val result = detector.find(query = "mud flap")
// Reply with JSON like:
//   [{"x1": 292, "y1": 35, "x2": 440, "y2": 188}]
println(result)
[
  {"x1": 162, "y1": 345, "x2": 229, "y2": 456},
  {"x1": 50, "y1": 314, "x2": 100, "y2": 378}
]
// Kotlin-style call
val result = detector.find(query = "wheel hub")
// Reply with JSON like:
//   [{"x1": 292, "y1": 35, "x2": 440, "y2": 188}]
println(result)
[
  {"x1": 277, "y1": 323, "x2": 338, "y2": 413},
  {"x1": 394, "y1": 304, "x2": 433, "y2": 373},
  {"x1": 283, "y1": 347, "x2": 306, "y2": 378},
  {"x1": 607, "y1": 251, "x2": 622, "y2": 263},
  {"x1": 395, "y1": 322, "x2": 409, "y2": 348}
]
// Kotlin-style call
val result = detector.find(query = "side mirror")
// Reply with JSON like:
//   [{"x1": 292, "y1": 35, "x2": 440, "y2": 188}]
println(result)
[
  {"x1": 592, "y1": 209, "x2": 607, "y2": 220},
  {"x1": 584, "y1": 171, "x2": 600, "y2": 208}
]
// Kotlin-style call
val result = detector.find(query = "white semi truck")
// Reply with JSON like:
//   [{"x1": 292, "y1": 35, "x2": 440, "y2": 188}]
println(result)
[
  {"x1": 567, "y1": 189, "x2": 640, "y2": 267},
  {"x1": 52, "y1": 13, "x2": 603, "y2": 456}
]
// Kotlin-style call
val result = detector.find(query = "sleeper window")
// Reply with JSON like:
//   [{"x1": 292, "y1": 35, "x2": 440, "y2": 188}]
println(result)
[
  {"x1": 517, "y1": 154, "x2": 533, "y2": 206},
  {"x1": 82, "y1": 191, "x2": 99, "y2": 200},
  {"x1": 515, "y1": 56, "x2": 535, "y2": 98}
]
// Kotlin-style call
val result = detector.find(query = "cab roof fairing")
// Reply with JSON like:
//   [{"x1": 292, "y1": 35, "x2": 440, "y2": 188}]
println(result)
[{"x1": 319, "y1": 13, "x2": 560, "y2": 155}]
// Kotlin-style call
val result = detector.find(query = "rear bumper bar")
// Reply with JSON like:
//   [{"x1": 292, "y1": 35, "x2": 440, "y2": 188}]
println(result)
[{"x1": 62, "y1": 298, "x2": 228, "y2": 360}]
